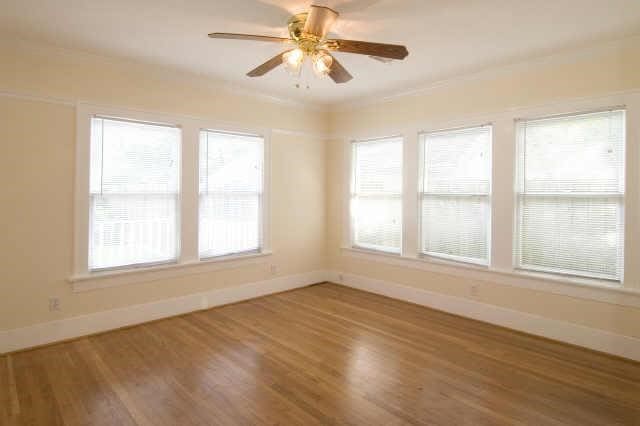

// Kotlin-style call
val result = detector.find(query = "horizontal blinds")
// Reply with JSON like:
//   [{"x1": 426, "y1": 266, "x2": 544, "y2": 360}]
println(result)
[
  {"x1": 351, "y1": 137, "x2": 403, "y2": 253},
  {"x1": 515, "y1": 110, "x2": 625, "y2": 280},
  {"x1": 420, "y1": 126, "x2": 491, "y2": 264},
  {"x1": 199, "y1": 130, "x2": 264, "y2": 258},
  {"x1": 89, "y1": 117, "x2": 180, "y2": 270}
]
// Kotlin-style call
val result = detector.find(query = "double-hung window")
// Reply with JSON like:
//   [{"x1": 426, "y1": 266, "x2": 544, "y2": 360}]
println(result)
[
  {"x1": 89, "y1": 117, "x2": 181, "y2": 271},
  {"x1": 514, "y1": 110, "x2": 625, "y2": 281},
  {"x1": 350, "y1": 137, "x2": 403, "y2": 254},
  {"x1": 199, "y1": 130, "x2": 264, "y2": 258},
  {"x1": 419, "y1": 125, "x2": 492, "y2": 265}
]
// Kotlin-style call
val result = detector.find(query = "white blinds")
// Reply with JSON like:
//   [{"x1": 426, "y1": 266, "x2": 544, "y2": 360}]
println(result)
[
  {"x1": 419, "y1": 126, "x2": 492, "y2": 264},
  {"x1": 515, "y1": 110, "x2": 625, "y2": 280},
  {"x1": 199, "y1": 130, "x2": 264, "y2": 258},
  {"x1": 89, "y1": 117, "x2": 180, "y2": 270},
  {"x1": 351, "y1": 137, "x2": 403, "y2": 253}
]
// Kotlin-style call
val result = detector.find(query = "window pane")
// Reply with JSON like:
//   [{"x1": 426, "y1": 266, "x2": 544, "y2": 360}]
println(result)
[
  {"x1": 199, "y1": 131, "x2": 264, "y2": 258},
  {"x1": 351, "y1": 137, "x2": 403, "y2": 253},
  {"x1": 90, "y1": 118, "x2": 180, "y2": 194},
  {"x1": 517, "y1": 195, "x2": 622, "y2": 279},
  {"x1": 353, "y1": 138, "x2": 402, "y2": 195},
  {"x1": 90, "y1": 194, "x2": 178, "y2": 270},
  {"x1": 515, "y1": 110, "x2": 625, "y2": 280},
  {"x1": 421, "y1": 195, "x2": 489, "y2": 262},
  {"x1": 420, "y1": 126, "x2": 491, "y2": 264},
  {"x1": 423, "y1": 126, "x2": 491, "y2": 194},
  {"x1": 351, "y1": 196, "x2": 401, "y2": 253},
  {"x1": 89, "y1": 117, "x2": 180, "y2": 270},
  {"x1": 199, "y1": 193, "x2": 260, "y2": 258},
  {"x1": 519, "y1": 111, "x2": 624, "y2": 193}
]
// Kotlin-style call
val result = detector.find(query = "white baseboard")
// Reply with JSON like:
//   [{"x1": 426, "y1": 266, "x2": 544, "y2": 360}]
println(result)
[
  {"x1": 327, "y1": 271, "x2": 640, "y2": 362},
  {"x1": 4, "y1": 269, "x2": 638, "y2": 362},
  {"x1": 0, "y1": 270, "x2": 328, "y2": 354}
]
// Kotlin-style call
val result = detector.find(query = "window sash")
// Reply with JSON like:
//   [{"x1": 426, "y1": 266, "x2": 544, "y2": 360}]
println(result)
[
  {"x1": 198, "y1": 191, "x2": 263, "y2": 259},
  {"x1": 350, "y1": 137, "x2": 403, "y2": 254},
  {"x1": 89, "y1": 193, "x2": 180, "y2": 271},
  {"x1": 198, "y1": 131, "x2": 265, "y2": 259},
  {"x1": 418, "y1": 125, "x2": 492, "y2": 265},
  {"x1": 419, "y1": 193, "x2": 490, "y2": 265},
  {"x1": 514, "y1": 193, "x2": 623, "y2": 280},
  {"x1": 514, "y1": 109, "x2": 625, "y2": 281},
  {"x1": 350, "y1": 194, "x2": 402, "y2": 254}
]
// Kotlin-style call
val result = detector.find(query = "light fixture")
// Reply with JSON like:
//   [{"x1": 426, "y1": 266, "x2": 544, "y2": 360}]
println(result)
[
  {"x1": 282, "y1": 48, "x2": 304, "y2": 76},
  {"x1": 312, "y1": 51, "x2": 333, "y2": 77}
]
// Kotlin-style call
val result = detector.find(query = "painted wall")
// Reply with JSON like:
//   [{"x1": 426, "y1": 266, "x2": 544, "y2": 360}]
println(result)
[
  {"x1": 0, "y1": 40, "x2": 327, "y2": 331},
  {"x1": 1, "y1": 35, "x2": 640, "y2": 345},
  {"x1": 326, "y1": 36, "x2": 640, "y2": 339}
]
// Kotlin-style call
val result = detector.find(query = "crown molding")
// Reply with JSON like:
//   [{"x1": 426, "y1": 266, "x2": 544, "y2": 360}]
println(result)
[
  {"x1": 335, "y1": 33, "x2": 640, "y2": 112},
  {"x1": 0, "y1": 36, "x2": 328, "y2": 113}
]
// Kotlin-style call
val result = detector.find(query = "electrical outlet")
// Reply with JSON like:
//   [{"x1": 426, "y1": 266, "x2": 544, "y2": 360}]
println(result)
[
  {"x1": 270, "y1": 264, "x2": 278, "y2": 275},
  {"x1": 49, "y1": 297, "x2": 60, "y2": 312},
  {"x1": 338, "y1": 274, "x2": 344, "y2": 283}
]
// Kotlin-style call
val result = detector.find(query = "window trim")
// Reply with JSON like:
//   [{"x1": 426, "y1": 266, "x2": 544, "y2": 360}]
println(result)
[
  {"x1": 73, "y1": 103, "x2": 271, "y2": 290},
  {"x1": 340, "y1": 91, "x2": 640, "y2": 296},
  {"x1": 87, "y1": 116, "x2": 183, "y2": 272},
  {"x1": 513, "y1": 109, "x2": 626, "y2": 282}
]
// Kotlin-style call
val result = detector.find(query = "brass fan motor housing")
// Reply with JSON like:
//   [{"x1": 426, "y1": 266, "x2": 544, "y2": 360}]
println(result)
[{"x1": 287, "y1": 13, "x2": 322, "y2": 55}]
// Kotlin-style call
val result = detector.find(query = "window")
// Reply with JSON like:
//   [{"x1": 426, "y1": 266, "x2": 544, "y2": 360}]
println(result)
[
  {"x1": 350, "y1": 137, "x2": 403, "y2": 254},
  {"x1": 419, "y1": 125, "x2": 492, "y2": 264},
  {"x1": 515, "y1": 110, "x2": 625, "y2": 280},
  {"x1": 89, "y1": 117, "x2": 181, "y2": 270},
  {"x1": 199, "y1": 130, "x2": 264, "y2": 258}
]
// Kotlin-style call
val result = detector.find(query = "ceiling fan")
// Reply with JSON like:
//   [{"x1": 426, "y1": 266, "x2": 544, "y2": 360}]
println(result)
[{"x1": 208, "y1": 4, "x2": 409, "y2": 84}]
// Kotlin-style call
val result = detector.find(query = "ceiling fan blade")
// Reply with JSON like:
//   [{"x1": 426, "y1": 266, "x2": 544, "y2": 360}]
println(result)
[
  {"x1": 326, "y1": 39, "x2": 408, "y2": 60},
  {"x1": 303, "y1": 5, "x2": 339, "y2": 38},
  {"x1": 208, "y1": 33, "x2": 289, "y2": 43},
  {"x1": 247, "y1": 50, "x2": 292, "y2": 77},
  {"x1": 328, "y1": 55, "x2": 352, "y2": 84}
]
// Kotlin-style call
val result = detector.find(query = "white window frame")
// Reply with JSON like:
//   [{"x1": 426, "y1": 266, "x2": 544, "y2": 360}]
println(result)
[
  {"x1": 513, "y1": 109, "x2": 625, "y2": 282},
  {"x1": 341, "y1": 91, "x2": 640, "y2": 307},
  {"x1": 198, "y1": 129, "x2": 266, "y2": 260},
  {"x1": 349, "y1": 136, "x2": 404, "y2": 255},
  {"x1": 418, "y1": 124, "x2": 493, "y2": 266},
  {"x1": 72, "y1": 103, "x2": 271, "y2": 291}
]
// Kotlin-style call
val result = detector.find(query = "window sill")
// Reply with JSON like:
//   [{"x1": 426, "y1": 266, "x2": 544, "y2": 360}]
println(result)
[
  {"x1": 69, "y1": 251, "x2": 273, "y2": 292},
  {"x1": 340, "y1": 247, "x2": 640, "y2": 308}
]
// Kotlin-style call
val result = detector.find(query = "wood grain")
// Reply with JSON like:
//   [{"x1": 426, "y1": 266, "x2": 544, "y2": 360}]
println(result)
[
  {"x1": 327, "y1": 39, "x2": 409, "y2": 59},
  {"x1": 2, "y1": 283, "x2": 639, "y2": 425}
]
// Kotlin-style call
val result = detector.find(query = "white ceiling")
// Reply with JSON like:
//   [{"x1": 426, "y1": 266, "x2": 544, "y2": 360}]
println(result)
[{"x1": 1, "y1": 0, "x2": 640, "y2": 106}]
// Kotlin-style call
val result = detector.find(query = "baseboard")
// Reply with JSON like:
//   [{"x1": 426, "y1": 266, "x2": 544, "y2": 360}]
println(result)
[
  {"x1": 0, "y1": 270, "x2": 328, "y2": 354},
  {"x1": 327, "y1": 271, "x2": 640, "y2": 362}
]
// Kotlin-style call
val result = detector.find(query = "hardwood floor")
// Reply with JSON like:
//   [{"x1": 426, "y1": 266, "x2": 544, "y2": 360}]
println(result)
[{"x1": 1, "y1": 283, "x2": 639, "y2": 425}]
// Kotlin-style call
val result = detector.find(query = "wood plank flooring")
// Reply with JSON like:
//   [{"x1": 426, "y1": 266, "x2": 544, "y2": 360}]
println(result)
[{"x1": 1, "y1": 283, "x2": 639, "y2": 425}]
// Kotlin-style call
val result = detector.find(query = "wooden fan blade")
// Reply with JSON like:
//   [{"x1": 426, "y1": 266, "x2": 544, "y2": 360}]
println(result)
[
  {"x1": 328, "y1": 55, "x2": 352, "y2": 84},
  {"x1": 303, "y1": 5, "x2": 339, "y2": 38},
  {"x1": 247, "y1": 50, "x2": 292, "y2": 77},
  {"x1": 208, "y1": 33, "x2": 289, "y2": 43},
  {"x1": 326, "y1": 39, "x2": 408, "y2": 60}
]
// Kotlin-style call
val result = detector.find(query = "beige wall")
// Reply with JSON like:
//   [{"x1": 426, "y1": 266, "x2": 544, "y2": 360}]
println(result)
[
  {"x1": 326, "y1": 36, "x2": 640, "y2": 339},
  {"x1": 1, "y1": 35, "x2": 640, "y2": 341},
  {"x1": 0, "y1": 41, "x2": 327, "y2": 331}
]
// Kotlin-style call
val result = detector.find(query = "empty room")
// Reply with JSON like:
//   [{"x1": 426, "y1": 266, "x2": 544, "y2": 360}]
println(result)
[{"x1": 1, "y1": 1, "x2": 640, "y2": 424}]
